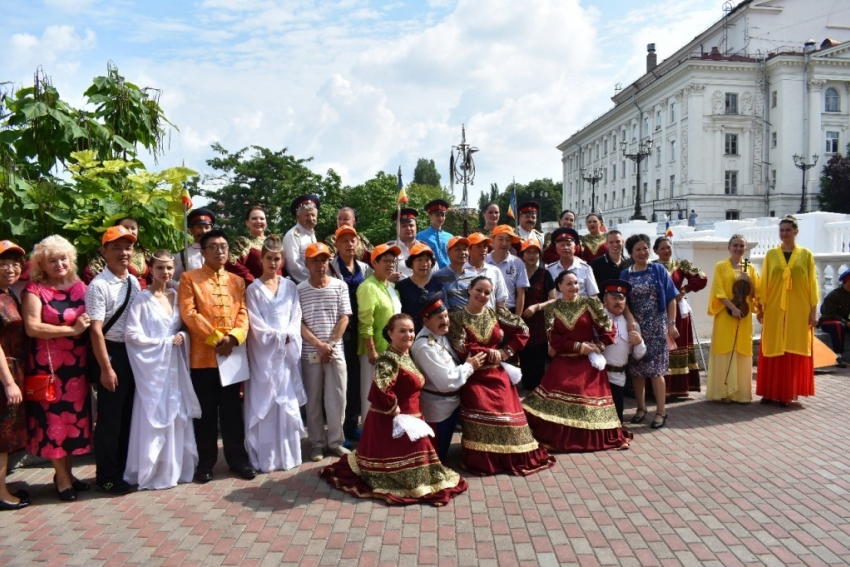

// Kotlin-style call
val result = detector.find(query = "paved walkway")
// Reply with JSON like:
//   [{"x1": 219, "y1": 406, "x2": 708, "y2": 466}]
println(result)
[{"x1": 1, "y1": 370, "x2": 849, "y2": 567}]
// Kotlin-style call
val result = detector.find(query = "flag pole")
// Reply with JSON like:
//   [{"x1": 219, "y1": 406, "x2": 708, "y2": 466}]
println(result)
[{"x1": 396, "y1": 166, "x2": 404, "y2": 274}]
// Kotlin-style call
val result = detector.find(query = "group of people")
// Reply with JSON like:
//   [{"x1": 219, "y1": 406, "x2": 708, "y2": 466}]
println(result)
[{"x1": 0, "y1": 189, "x2": 822, "y2": 508}]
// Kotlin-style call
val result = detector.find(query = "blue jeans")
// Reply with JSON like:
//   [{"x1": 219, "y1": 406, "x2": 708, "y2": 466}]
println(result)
[{"x1": 429, "y1": 408, "x2": 459, "y2": 462}]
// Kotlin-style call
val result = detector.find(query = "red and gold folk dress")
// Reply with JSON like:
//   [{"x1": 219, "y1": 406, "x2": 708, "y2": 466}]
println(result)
[
  {"x1": 578, "y1": 233, "x2": 607, "y2": 264},
  {"x1": 320, "y1": 349, "x2": 467, "y2": 506},
  {"x1": 226, "y1": 236, "x2": 285, "y2": 284},
  {"x1": 657, "y1": 259, "x2": 707, "y2": 396},
  {"x1": 523, "y1": 297, "x2": 628, "y2": 452},
  {"x1": 448, "y1": 307, "x2": 555, "y2": 476}
]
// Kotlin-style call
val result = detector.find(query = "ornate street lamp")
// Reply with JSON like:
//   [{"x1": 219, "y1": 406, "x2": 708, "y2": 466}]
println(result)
[
  {"x1": 450, "y1": 124, "x2": 479, "y2": 236},
  {"x1": 621, "y1": 139, "x2": 653, "y2": 220},
  {"x1": 580, "y1": 167, "x2": 604, "y2": 214},
  {"x1": 793, "y1": 153, "x2": 819, "y2": 214}
]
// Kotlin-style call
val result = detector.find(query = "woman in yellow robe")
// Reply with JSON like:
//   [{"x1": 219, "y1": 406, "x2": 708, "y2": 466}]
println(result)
[
  {"x1": 756, "y1": 216, "x2": 819, "y2": 406},
  {"x1": 706, "y1": 235, "x2": 760, "y2": 403}
]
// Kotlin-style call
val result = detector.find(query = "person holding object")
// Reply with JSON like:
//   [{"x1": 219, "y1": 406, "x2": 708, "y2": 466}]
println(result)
[
  {"x1": 321, "y1": 313, "x2": 468, "y2": 506},
  {"x1": 620, "y1": 234, "x2": 679, "y2": 430},
  {"x1": 22, "y1": 236, "x2": 92, "y2": 501},
  {"x1": 86, "y1": 226, "x2": 141, "y2": 496},
  {"x1": 298, "y1": 242, "x2": 351, "y2": 462},
  {"x1": 523, "y1": 272, "x2": 629, "y2": 452},
  {"x1": 601, "y1": 280, "x2": 646, "y2": 424},
  {"x1": 173, "y1": 208, "x2": 215, "y2": 282},
  {"x1": 448, "y1": 276, "x2": 555, "y2": 476},
  {"x1": 283, "y1": 194, "x2": 320, "y2": 284},
  {"x1": 653, "y1": 236, "x2": 707, "y2": 397},
  {"x1": 245, "y1": 236, "x2": 306, "y2": 472},
  {"x1": 706, "y1": 235, "x2": 760, "y2": 403},
  {"x1": 0, "y1": 241, "x2": 31, "y2": 509},
  {"x1": 817, "y1": 268, "x2": 850, "y2": 368},
  {"x1": 227, "y1": 206, "x2": 283, "y2": 284},
  {"x1": 410, "y1": 293, "x2": 486, "y2": 461},
  {"x1": 178, "y1": 229, "x2": 255, "y2": 483},
  {"x1": 123, "y1": 250, "x2": 201, "y2": 489},
  {"x1": 756, "y1": 216, "x2": 819, "y2": 407},
  {"x1": 356, "y1": 244, "x2": 402, "y2": 417}
]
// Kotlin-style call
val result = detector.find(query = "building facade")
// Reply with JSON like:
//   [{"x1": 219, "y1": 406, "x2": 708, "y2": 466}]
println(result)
[{"x1": 558, "y1": 0, "x2": 850, "y2": 228}]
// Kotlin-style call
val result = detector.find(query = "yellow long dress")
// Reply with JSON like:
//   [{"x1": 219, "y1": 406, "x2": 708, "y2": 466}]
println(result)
[{"x1": 705, "y1": 259, "x2": 760, "y2": 402}]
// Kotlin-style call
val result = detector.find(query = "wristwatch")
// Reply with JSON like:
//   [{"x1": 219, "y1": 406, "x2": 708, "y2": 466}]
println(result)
[{"x1": 328, "y1": 340, "x2": 337, "y2": 349}]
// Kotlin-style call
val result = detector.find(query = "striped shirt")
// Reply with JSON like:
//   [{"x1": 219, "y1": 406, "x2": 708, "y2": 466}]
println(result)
[
  {"x1": 85, "y1": 267, "x2": 141, "y2": 342},
  {"x1": 297, "y1": 278, "x2": 352, "y2": 360}
]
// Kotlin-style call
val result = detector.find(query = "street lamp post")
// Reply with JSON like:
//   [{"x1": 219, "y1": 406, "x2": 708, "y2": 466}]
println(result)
[
  {"x1": 793, "y1": 153, "x2": 819, "y2": 214},
  {"x1": 621, "y1": 139, "x2": 653, "y2": 220},
  {"x1": 580, "y1": 167, "x2": 604, "y2": 214}
]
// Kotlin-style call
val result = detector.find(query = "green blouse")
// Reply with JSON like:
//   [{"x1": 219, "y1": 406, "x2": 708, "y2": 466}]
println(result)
[{"x1": 356, "y1": 275, "x2": 401, "y2": 355}]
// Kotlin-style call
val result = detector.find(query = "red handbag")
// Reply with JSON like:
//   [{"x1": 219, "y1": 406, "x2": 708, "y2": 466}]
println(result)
[{"x1": 24, "y1": 340, "x2": 58, "y2": 403}]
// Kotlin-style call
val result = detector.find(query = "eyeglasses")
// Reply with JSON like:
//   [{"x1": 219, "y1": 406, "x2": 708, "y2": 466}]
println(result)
[
  {"x1": 204, "y1": 244, "x2": 229, "y2": 252},
  {"x1": 377, "y1": 256, "x2": 396, "y2": 265},
  {"x1": 0, "y1": 262, "x2": 21, "y2": 271}
]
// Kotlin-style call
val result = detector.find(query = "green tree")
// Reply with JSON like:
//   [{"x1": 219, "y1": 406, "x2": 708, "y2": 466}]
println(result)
[
  {"x1": 0, "y1": 65, "x2": 190, "y2": 263},
  {"x1": 201, "y1": 143, "x2": 343, "y2": 240},
  {"x1": 483, "y1": 178, "x2": 563, "y2": 230},
  {"x1": 412, "y1": 158, "x2": 441, "y2": 187},
  {"x1": 819, "y1": 144, "x2": 850, "y2": 214}
]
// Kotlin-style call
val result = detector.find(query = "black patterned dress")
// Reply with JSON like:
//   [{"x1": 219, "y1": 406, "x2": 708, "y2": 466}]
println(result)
[
  {"x1": 0, "y1": 290, "x2": 27, "y2": 453},
  {"x1": 24, "y1": 281, "x2": 93, "y2": 459}
]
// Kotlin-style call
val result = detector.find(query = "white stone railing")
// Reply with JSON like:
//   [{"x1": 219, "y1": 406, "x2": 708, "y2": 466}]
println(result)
[
  {"x1": 739, "y1": 226, "x2": 780, "y2": 256},
  {"x1": 824, "y1": 221, "x2": 850, "y2": 254}
]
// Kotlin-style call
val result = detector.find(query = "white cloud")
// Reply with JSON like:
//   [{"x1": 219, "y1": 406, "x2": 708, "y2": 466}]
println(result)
[
  {"x1": 43, "y1": 0, "x2": 96, "y2": 11},
  {"x1": 8, "y1": 25, "x2": 96, "y2": 73}
]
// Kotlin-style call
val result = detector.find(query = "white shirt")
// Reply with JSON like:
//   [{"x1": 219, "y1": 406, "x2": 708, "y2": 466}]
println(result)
[
  {"x1": 464, "y1": 262, "x2": 509, "y2": 308},
  {"x1": 85, "y1": 267, "x2": 142, "y2": 342},
  {"x1": 517, "y1": 226, "x2": 543, "y2": 245},
  {"x1": 602, "y1": 309, "x2": 646, "y2": 386},
  {"x1": 410, "y1": 326, "x2": 474, "y2": 423},
  {"x1": 485, "y1": 252, "x2": 529, "y2": 309},
  {"x1": 173, "y1": 243, "x2": 203, "y2": 282},
  {"x1": 546, "y1": 256, "x2": 599, "y2": 297},
  {"x1": 283, "y1": 222, "x2": 317, "y2": 285}
]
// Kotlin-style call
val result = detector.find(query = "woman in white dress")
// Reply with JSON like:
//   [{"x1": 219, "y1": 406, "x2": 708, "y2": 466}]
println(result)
[
  {"x1": 245, "y1": 236, "x2": 306, "y2": 472},
  {"x1": 124, "y1": 250, "x2": 201, "y2": 490}
]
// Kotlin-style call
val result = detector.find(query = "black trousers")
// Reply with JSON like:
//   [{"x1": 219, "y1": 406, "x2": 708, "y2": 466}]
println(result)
[
  {"x1": 342, "y1": 331, "x2": 361, "y2": 431},
  {"x1": 610, "y1": 384, "x2": 625, "y2": 424},
  {"x1": 190, "y1": 368, "x2": 249, "y2": 472},
  {"x1": 519, "y1": 343, "x2": 548, "y2": 391},
  {"x1": 95, "y1": 341, "x2": 136, "y2": 484},
  {"x1": 820, "y1": 321, "x2": 845, "y2": 356}
]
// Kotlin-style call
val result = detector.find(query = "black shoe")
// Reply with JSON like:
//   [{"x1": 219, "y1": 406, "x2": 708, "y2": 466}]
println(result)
[
  {"x1": 650, "y1": 414, "x2": 668, "y2": 430},
  {"x1": 13, "y1": 489, "x2": 30, "y2": 503},
  {"x1": 193, "y1": 470, "x2": 213, "y2": 484},
  {"x1": 55, "y1": 485, "x2": 77, "y2": 502},
  {"x1": 630, "y1": 409, "x2": 647, "y2": 424},
  {"x1": 0, "y1": 498, "x2": 30, "y2": 510},
  {"x1": 760, "y1": 398, "x2": 772, "y2": 405},
  {"x1": 96, "y1": 480, "x2": 132, "y2": 496},
  {"x1": 344, "y1": 427, "x2": 361, "y2": 441},
  {"x1": 231, "y1": 465, "x2": 257, "y2": 480},
  {"x1": 55, "y1": 475, "x2": 89, "y2": 492}
]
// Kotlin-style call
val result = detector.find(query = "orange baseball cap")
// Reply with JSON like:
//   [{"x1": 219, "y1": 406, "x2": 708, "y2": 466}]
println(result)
[
  {"x1": 520, "y1": 239, "x2": 542, "y2": 255},
  {"x1": 0, "y1": 240, "x2": 25, "y2": 257},
  {"x1": 447, "y1": 236, "x2": 470, "y2": 250},
  {"x1": 404, "y1": 242, "x2": 434, "y2": 269},
  {"x1": 102, "y1": 225, "x2": 137, "y2": 245},
  {"x1": 492, "y1": 225, "x2": 521, "y2": 244},
  {"x1": 335, "y1": 224, "x2": 358, "y2": 240},
  {"x1": 371, "y1": 243, "x2": 402, "y2": 264},
  {"x1": 467, "y1": 232, "x2": 491, "y2": 247},
  {"x1": 305, "y1": 242, "x2": 332, "y2": 259}
]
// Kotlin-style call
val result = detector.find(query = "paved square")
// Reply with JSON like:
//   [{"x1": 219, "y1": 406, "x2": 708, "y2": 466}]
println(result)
[{"x1": 1, "y1": 370, "x2": 849, "y2": 566}]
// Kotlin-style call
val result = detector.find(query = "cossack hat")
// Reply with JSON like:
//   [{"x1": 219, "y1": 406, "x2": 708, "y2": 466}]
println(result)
[
  {"x1": 291, "y1": 194, "x2": 321, "y2": 217},
  {"x1": 392, "y1": 208, "x2": 419, "y2": 224},
  {"x1": 601, "y1": 279, "x2": 632, "y2": 297},
  {"x1": 187, "y1": 208, "x2": 216, "y2": 227},
  {"x1": 517, "y1": 201, "x2": 540, "y2": 215},
  {"x1": 551, "y1": 227, "x2": 580, "y2": 244},
  {"x1": 424, "y1": 199, "x2": 450, "y2": 214},
  {"x1": 418, "y1": 292, "x2": 448, "y2": 319}
]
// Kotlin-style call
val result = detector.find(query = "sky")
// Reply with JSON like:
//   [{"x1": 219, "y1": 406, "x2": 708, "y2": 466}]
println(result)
[{"x1": 3, "y1": 0, "x2": 740, "y2": 205}]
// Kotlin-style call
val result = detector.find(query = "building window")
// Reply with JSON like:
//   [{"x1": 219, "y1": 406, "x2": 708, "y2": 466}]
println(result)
[
  {"x1": 771, "y1": 91, "x2": 777, "y2": 108},
  {"x1": 643, "y1": 117, "x2": 649, "y2": 135},
  {"x1": 655, "y1": 111, "x2": 662, "y2": 131},
  {"x1": 595, "y1": 144, "x2": 600, "y2": 160},
  {"x1": 725, "y1": 133, "x2": 738, "y2": 155},
  {"x1": 623, "y1": 188, "x2": 627, "y2": 203},
  {"x1": 632, "y1": 124, "x2": 637, "y2": 141},
  {"x1": 725, "y1": 171, "x2": 738, "y2": 195},
  {"x1": 655, "y1": 179, "x2": 661, "y2": 200},
  {"x1": 771, "y1": 169, "x2": 777, "y2": 190},
  {"x1": 670, "y1": 139, "x2": 676, "y2": 162},
  {"x1": 771, "y1": 131, "x2": 777, "y2": 148},
  {"x1": 603, "y1": 139, "x2": 608, "y2": 156},
  {"x1": 670, "y1": 175, "x2": 676, "y2": 197},
  {"x1": 612, "y1": 164, "x2": 616, "y2": 180},
  {"x1": 613, "y1": 135, "x2": 617, "y2": 148},
  {"x1": 725, "y1": 93, "x2": 738, "y2": 114},
  {"x1": 643, "y1": 182, "x2": 647, "y2": 201},
  {"x1": 670, "y1": 103, "x2": 676, "y2": 123},
  {"x1": 725, "y1": 210, "x2": 740, "y2": 220},
  {"x1": 826, "y1": 131, "x2": 840, "y2": 153},
  {"x1": 656, "y1": 146, "x2": 662, "y2": 166},
  {"x1": 622, "y1": 160, "x2": 626, "y2": 178},
  {"x1": 825, "y1": 87, "x2": 840, "y2": 112}
]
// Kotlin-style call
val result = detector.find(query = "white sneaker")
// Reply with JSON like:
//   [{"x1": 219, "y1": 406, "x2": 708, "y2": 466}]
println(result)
[
  {"x1": 309, "y1": 447, "x2": 324, "y2": 462},
  {"x1": 328, "y1": 445, "x2": 351, "y2": 457}
]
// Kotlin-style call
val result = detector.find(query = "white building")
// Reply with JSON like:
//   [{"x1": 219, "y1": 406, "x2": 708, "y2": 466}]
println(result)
[{"x1": 557, "y1": 0, "x2": 850, "y2": 228}]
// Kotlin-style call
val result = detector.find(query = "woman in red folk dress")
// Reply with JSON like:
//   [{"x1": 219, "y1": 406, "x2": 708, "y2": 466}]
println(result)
[
  {"x1": 578, "y1": 213, "x2": 608, "y2": 264},
  {"x1": 523, "y1": 271, "x2": 629, "y2": 452},
  {"x1": 321, "y1": 313, "x2": 467, "y2": 507},
  {"x1": 448, "y1": 276, "x2": 555, "y2": 476},
  {"x1": 226, "y1": 206, "x2": 283, "y2": 283},
  {"x1": 653, "y1": 237, "x2": 708, "y2": 397}
]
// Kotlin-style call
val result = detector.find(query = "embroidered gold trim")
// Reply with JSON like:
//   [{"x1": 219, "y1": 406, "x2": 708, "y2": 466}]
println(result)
[
  {"x1": 229, "y1": 235, "x2": 265, "y2": 263},
  {"x1": 373, "y1": 349, "x2": 424, "y2": 394},
  {"x1": 544, "y1": 297, "x2": 612, "y2": 337},
  {"x1": 460, "y1": 420, "x2": 540, "y2": 454},
  {"x1": 449, "y1": 308, "x2": 497, "y2": 351},
  {"x1": 495, "y1": 306, "x2": 529, "y2": 335},
  {"x1": 347, "y1": 450, "x2": 463, "y2": 499},
  {"x1": 581, "y1": 233, "x2": 606, "y2": 255},
  {"x1": 523, "y1": 390, "x2": 622, "y2": 430}
]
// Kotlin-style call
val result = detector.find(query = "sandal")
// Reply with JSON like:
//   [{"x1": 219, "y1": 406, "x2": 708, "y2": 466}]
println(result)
[{"x1": 629, "y1": 409, "x2": 647, "y2": 424}]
